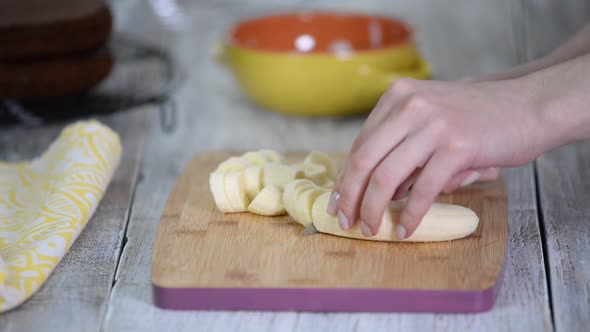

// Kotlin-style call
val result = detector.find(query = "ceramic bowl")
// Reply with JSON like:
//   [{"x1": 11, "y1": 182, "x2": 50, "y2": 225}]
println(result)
[{"x1": 219, "y1": 12, "x2": 430, "y2": 116}]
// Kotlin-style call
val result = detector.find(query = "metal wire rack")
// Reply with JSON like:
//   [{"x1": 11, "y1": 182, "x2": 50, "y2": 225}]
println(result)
[{"x1": 0, "y1": 35, "x2": 182, "y2": 133}]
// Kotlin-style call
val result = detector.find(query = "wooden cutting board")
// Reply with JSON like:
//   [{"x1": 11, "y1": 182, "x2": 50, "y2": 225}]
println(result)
[{"x1": 152, "y1": 152, "x2": 508, "y2": 313}]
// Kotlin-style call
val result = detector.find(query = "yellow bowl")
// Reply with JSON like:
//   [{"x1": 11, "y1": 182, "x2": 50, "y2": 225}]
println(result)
[{"x1": 219, "y1": 12, "x2": 431, "y2": 117}]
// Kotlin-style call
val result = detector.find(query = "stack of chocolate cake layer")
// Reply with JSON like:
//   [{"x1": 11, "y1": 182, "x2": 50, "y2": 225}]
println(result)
[{"x1": 0, "y1": 0, "x2": 113, "y2": 99}]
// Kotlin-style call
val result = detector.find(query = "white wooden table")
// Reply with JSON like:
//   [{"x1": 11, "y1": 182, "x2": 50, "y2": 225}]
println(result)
[{"x1": 1, "y1": 0, "x2": 589, "y2": 331}]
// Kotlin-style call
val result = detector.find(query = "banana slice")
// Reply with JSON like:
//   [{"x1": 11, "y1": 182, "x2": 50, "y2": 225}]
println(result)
[
  {"x1": 310, "y1": 192, "x2": 479, "y2": 242},
  {"x1": 216, "y1": 157, "x2": 252, "y2": 173},
  {"x1": 304, "y1": 151, "x2": 339, "y2": 179},
  {"x1": 262, "y1": 164, "x2": 304, "y2": 189},
  {"x1": 248, "y1": 184, "x2": 286, "y2": 216},
  {"x1": 321, "y1": 180, "x2": 335, "y2": 189},
  {"x1": 283, "y1": 179, "x2": 317, "y2": 222},
  {"x1": 295, "y1": 162, "x2": 329, "y2": 185},
  {"x1": 294, "y1": 187, "x2": 326, "y2": 227},
  {"x1": 224, "y1": 171, "x2": 250, "y2": 212},
  {"x1": 242, "y1": 151, "x2": 274, "y2": 166},
  {"x1": 258, "y1": 149, "x2": 283, "y2": 163},
  {"x1": 244, "y1": 166, "x2": 263, "y2": 199},
  {"x1": 209, "y1": 172, "x2": 232, "y2": 212}
]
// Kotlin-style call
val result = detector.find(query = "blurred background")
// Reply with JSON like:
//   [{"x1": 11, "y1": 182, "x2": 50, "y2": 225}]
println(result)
[{"x1": 1, "y1": 0, "x2": 588, "y2": 128}]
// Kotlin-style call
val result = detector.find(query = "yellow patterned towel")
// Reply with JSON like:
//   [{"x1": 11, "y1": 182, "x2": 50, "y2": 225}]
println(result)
[{"x1": 0, "y1": 121, "x2": 122, "y2": 312}]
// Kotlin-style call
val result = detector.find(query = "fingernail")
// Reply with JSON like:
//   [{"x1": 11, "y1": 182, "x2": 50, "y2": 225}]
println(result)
[
  {"x1": 396, "y1": 224, "x2": 407, "y2": 240},
  {"x1": 361, "y1": 221, "x2": 373, "y2": 237},
  {"x1": 338, "y1": 211, "x2": 350, "y2": 230},
  {"x1": 460, "y1": 171, "x2": 480, "y2": 188},
  {"x1": 327, "y1": 191, "x2": 340, "y2": 216}
]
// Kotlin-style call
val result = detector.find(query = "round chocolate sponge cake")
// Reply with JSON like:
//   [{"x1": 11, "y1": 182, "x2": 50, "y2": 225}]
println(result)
[
  {"x1": 0, "y1": 50, "x2": 114, "y2": 99},
  {"x1": 0, "y1": 0, "x2": 112, "y2": 60}
]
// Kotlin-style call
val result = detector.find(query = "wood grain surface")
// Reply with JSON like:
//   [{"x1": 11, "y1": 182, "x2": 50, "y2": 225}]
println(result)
[
  {"x1": 0, "y1": 110, "x2": 148, "y2": 332},
  {"x1": 520, "y1": 2, "x2": 590, "y2": 330},
  {"x1": 152, "y1": 151, "x2": 507, "y2": 293},
  {"x1": 7, "y1": 0, "x2": 585, "y2": 329},
  {"x1": 537, "y1": 144, "x2": 590, "y2": 331},
  {"x1": 103, "y1": 0, "x2": 554, "y2": 330}
]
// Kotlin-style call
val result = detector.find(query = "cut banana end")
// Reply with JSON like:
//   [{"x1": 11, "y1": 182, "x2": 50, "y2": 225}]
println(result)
[
  {"x1": 310, "y1": 192, "x2": 479, "y2": 242},
  {"x1": 295, "y1": 162, "x2": 329, "y2": 185},
  {"x1": 405, "y1": 202, "x2": 480, "y2": 242},
  {"x1": 304, "y1": 151, "x2": 339, "y2": 179},
  {"x1": 244, "y1": 166, "x2": 263, "y2": 199},
  {"x1": 216, "y1": 156, "x2": 252, "y2": 173},
  {"x1": 224, "y1": 171, "x2": 250, "y2": 212},
  {"x1": 263, "y1": 164, "x2": 304, "y2": 190},
  {"x1": 248, "y1": 184, "x2": 286, "y2": 216},
  {"x1": 294, "y1": 187, "x2": 326, "y2": 227},
  {"x1": 209, "y1": 172, "x2": 232, "y2": 212}
]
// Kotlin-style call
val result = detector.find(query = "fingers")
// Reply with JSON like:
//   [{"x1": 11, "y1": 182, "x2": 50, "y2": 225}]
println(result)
[
  {"x1": 359, "y1": 131, "x2": 437, "y2": 236},
  {"x1": 328, "y1": 101, "x2": 421, "y2": 230},
  {"x1": 392, "y1": 168, "x2": 421, "y2": 200},
  {"x1": 442, "y1": 167, "x2": 500, "y2": 193},
  {"x1": 351, "y1": 78, "x2": 417, "y2": 151},
  {"x1": 399, "y1": 151, "x2": 464, "y2": 239},
  {"x1": 329, "y1": 95, "x2": 432, "y2": 231},
  {"x1": 327, "y1": 119, "x2": 406, "y2": 230}
]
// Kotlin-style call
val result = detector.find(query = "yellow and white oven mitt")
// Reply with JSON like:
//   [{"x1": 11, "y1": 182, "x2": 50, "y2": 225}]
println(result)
[{"x1": 0, "y1": 121, "x2": 122, "y2": 312}]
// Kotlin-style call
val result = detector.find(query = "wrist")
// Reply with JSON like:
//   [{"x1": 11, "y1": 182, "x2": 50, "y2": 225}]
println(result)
[{"x1": 525, "y1": 62, "x2": 590, "y2": 151}]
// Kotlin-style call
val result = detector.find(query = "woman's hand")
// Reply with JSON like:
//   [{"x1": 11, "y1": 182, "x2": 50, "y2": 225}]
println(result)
[{"x1": 327, "y1": 77, "x2": 549, "y2": 239}]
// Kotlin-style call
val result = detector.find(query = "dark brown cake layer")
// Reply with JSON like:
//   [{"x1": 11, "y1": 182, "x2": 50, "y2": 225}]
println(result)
[
  {"x1": 0, "y1": 1, "x2": 112, "y2": 60},
  {"x1": 0, "y1": 50, "x2": 113, "y2": 99}
]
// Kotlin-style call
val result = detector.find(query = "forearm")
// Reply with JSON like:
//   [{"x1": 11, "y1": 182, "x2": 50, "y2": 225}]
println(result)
[
  {"x1": 527, "y1": 52, "x2": 590, "y2": 149},
  {"x1": 470, "y1": 23, "x2": 590, "y2": 81}
]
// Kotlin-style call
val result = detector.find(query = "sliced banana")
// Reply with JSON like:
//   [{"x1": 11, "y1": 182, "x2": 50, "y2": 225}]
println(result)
[
  {"x1": 242, "y1": 151, "x2": 280, "y2": 166},
  {"x1": 283, "y1": 180, "x2": 317, "y2": 222},
  {"x1": 310, "y1": 192, "x2": 479, "y2": 242},
  {"x1": 262, "y1": 164, "x2": 304, "y2": 189},
  {"x1": 216, "y1": 156, "x2": 252, "y2": 173},
  {"x1": 321, "y1": 180, "x2": 335, "y2": 189},
  {"x1": 258, "y1": 149, "x2": 283, "y2": 163},
  {"x1": 295, "y1": 162, "x2": 329, "y2": 185},
  {"x1": 294, "y1": 187, "x2": 327, "y2": 227},
  {"x1": 304, "y1": 151, "x2": 339, "y2": 179},
  {"x1": 283, "y1": 179, "x2": 312, "y2": 217},
  {"x1": 211, "y1": 150, "x2": 479, "y2": 242},
  {"x1": 224, "y1": 171, "x2": 250, "y2": 212},
  {"x1": 209, "y1": 172, "x2": 232, "y2": 212},
  {"x1": 248, "y1": 184, "x2": 286, "y2": 216},
  {"x1": 244, "y1": 166, "x2": 263, "y2": 199}
]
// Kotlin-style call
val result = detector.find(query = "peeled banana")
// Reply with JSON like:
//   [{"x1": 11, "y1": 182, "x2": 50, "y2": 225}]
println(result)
[
  {"x1": 242, "y1": 150, "x2": 281, "y2": 166},
  {"x1": 224, "y1": 171, "x2": 250, "y2": 212},
  {"x1": 304, "y1": 151, "x2": 339, "y2": 179},
  {"x1": 310, "y1": 191, "x2": 479, "y2": 242},
  {"x1": 283, "y1": 179, "x2": 316, "y2": 219},
  {"x1": 259, "y1": 149, "x2": 283, "y2": 163},
  {"x1": 209, "y1": 171, "x2": 250, "y2": 213},
  {"x1": 216, "y1": 156, "x2": 253, "y2": 173},
  {"x1": 294, "y1": 162, "x2": 329, "y2": 186},
  {"x1": 294, "y1": 187, "x2": 327, "y2": 227},
  {"x1": 244, "y1": 166, "x2": 263, "y2": 199},
  {"x1": 248, "y1": 184, "x2": 286, "y2": 216},
  {"x1": 209, "y1": 150, "x2": 480, "y2": 243},
  {"x1": 262, "y1": 164, "x2": 303, "y2": 189},
  {"x1": 209, "y1": 172, "x2": 232, "y2": 212}
]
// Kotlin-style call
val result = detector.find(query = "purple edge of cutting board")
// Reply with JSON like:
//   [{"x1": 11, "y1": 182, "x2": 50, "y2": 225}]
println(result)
[{"x1": 152, "y1": 262, "x2": 505, "y2": 313}]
